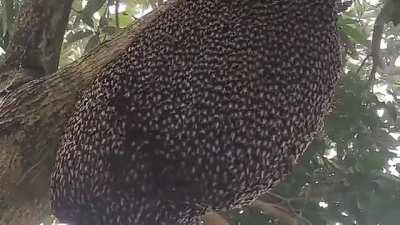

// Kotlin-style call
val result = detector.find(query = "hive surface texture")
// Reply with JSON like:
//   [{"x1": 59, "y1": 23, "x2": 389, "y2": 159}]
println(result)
[{"x1": 50, "y1": 0, "x2": 341, "y2": 224}]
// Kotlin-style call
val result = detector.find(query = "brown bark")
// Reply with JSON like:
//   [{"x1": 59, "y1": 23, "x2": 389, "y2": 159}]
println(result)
[
  {"x1": 0, "y1": 3, "x2": 172, "y2": 224},
  {"x1": 5, "y1": 0, "x2": 74, "y2": 76}
]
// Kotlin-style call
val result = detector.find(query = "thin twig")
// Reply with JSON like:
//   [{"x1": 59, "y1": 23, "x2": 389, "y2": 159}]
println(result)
[
  {"x1": 252, "y1": 199, "x2": 314, "y2": 225},
  {"x1": 115, "y1": 0, "x2": 120, "y2": 28},
  {"x1": 16, "y1": 153, "x2": 48, "y2": 185},
  {"x1": 262, "y1": 192, "x2": 297, "y2": 213},
  {"x1": 356, "y1": 54, "x2": 371, "y2": 75},
  {"x1": 370, "y1": 10, "x2": 385, "y2": 84},
  {"x1": 257, "y1": 193, "x2": 314, "y2": 225}
]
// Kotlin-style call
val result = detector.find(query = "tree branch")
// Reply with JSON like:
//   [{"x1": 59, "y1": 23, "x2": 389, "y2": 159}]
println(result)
[
  {"x1": 0, "y1": 3, "x2": 174, "y2": 225},
  {"x1": 370, "y1": 9, "x2": 385, "y2": 84},
  {"x1": 4, "y1": 0, "x2": 74, "y2": 76}
]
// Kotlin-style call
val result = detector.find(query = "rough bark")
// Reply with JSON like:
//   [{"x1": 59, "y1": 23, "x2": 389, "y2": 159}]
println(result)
[
  {"x1": 5, "y1": 0, "x2": 74, "y2": 76},
  {"x1": 0, "y1": 3, "x2": 172, "y2": 224}
]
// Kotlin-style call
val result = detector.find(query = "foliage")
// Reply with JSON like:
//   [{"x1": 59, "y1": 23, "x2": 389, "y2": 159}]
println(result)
[
  {"x1": 0, "y1": 0, "x2": 399, "y2": 225},
  {"x1": 60, "y1": 0, "x2": 156, "y2": 66},
  {"x1": 231, "y1": 1, "x2": 400, "y2": 225}
]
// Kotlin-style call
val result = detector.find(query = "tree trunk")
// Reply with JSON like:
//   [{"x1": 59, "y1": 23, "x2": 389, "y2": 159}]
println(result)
[{"x1": 0, "y1": 3, "x2": 173, "y2": 224}]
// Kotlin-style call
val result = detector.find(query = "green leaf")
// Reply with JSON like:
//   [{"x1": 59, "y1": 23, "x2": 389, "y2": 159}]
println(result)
[
  {"x1": 66, "y1": 30, "x2": 93, "y2": 44},
  {"x1": 82, "y1": 0, "x2": 107, "y2": 16},
  {"x1": 81, "y1": 14, "x2": 95, "y2": 28},
  {"x1": 338, "y1": 16, "x2": 359, "y2": 26},
  {"x1": 342, "y1": 24, "x2": 370, "y2": 47},
  {"x1": 79, "y1": 0, "x2": 107, "y2": 27},
  {"x1": 358, "y1": 151, "x2": 387, "y2": 173}
]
